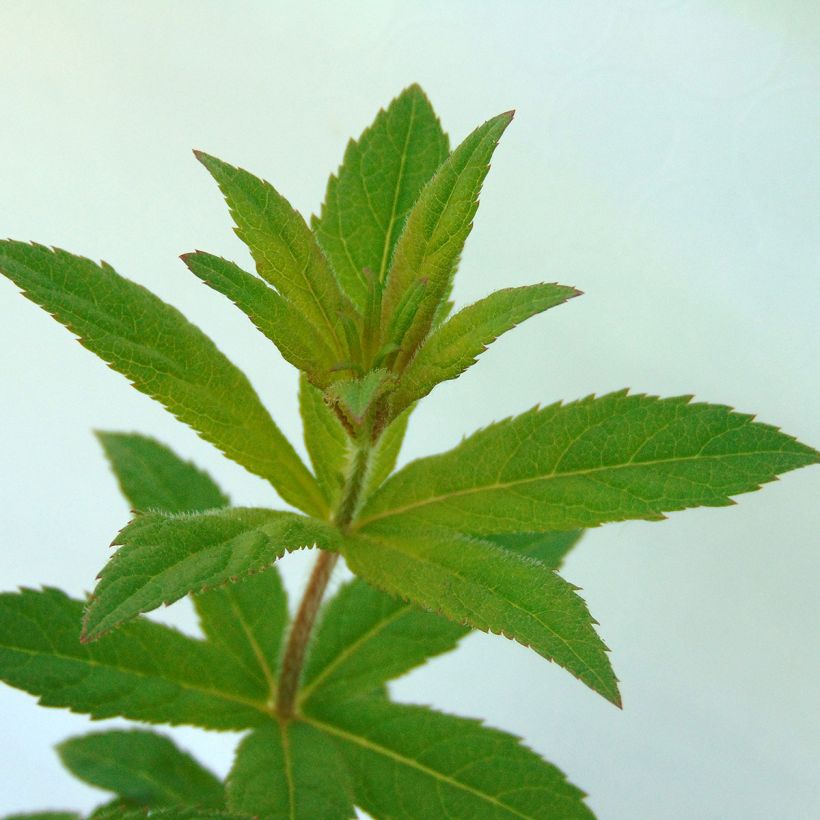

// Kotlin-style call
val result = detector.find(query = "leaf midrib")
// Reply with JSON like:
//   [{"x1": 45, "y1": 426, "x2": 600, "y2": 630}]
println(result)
[
  {"x1": 1, "y1": 641, "x2": 270, "y2": 716},
  {"x1": 354, "y1": 446, "x2": 803, "y2": 529},
  {"x1": 304, "y1": 715, "x2": 534, "y2": 819}
]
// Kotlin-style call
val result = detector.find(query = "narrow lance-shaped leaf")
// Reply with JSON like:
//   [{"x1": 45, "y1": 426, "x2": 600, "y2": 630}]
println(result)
[
  {"x1": 182, "y1": 251, "x2": 338, "y2": 384},
  {"x1": 96, "y1": 432, "x2": 229, "y2": 514},
  {"x1": 357, "y1": 391, "x2": 820, "y2": 534},
  {"x1": 226, "y1": 723, "x2": 354, "y2": 819},
  {"x1": 363, "y1": 404, "x2": 413, "y2": 498},
  {"x1": 300, "y1": 578, "x2": 466, "y2": 706},
  {"x1": 390, "y1": 283, "x2": 580, "y2": 418},
  {"x1": 195, "y1": 151, "x2": 352, "y2": 360},
  {"x1": 0, "y1": 241, "x2": 325, "y2": 517},
  {"x1": 84, "y1": 509, "x2": 340, "y2": 641},
  {"x1": 304, "y1": 699, "x2": 594, "y2": 819},
  {"x1": 343, "y1": 528, "x2": 619, "y2": 704},
  {"x1": 0, "y1": 587, "x2": 269, "y2": 730},
  {"x1": 98, "y1": 431, "x2": 290, "y2": 700},
  {"x1": 57, "y1": 730, "x2": 224, "y2": 808},
  {"x1": 313, "y1": 83, "x2": 449, "y2": 308},
  {"x1": 381, "y1": 111, "x2": 514, "y2": 370},
  {"x1": 299, "y1": 374, "x2": 349, "y2": 507}
]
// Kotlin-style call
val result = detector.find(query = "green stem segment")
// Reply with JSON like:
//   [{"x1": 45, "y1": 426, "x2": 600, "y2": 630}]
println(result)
[{"x1": 276, "y1": 437, "x2": 372, "y2": 719}]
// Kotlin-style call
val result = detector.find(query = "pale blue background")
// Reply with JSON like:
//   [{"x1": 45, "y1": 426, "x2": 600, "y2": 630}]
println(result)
[{"x1": 1, "y1": 2, "x2": 818, "y2": 817}]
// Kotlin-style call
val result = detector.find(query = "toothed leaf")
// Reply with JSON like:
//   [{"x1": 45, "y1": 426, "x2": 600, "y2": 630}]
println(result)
[
  {"x1": 343, "y1": 528, "x2": 619, "y2": 704},
  {"x1": 226, "y1": 723, "x2": 353, "y2": 819},
  {"x1": 359, "y1": 391, "x2": 819, "y2": 534},
  {"x1": 305, "y1": 699, "x2": 594, "y2": 819},
  {"x1": 0, "y1": 587, "x2": 268, "y2": 729},
  {"x1": 300, "y1": 578, "x2": 466, "y2": 706},
  {"x1": 0, "y1": 241, "x2": 324, "y2": 517},
  {"x1": 84, "y1": 509, "x2": 339, "y2": 641},
  {"x1": 381, "y1": 112, "x2": 514, "y2": 370},
  {"x1": 314, "y1": 84, "x2": 449, "y2": 308},
  {"x1": 391, "y1": 283, "x2": 579, "y2": 417},
  {"x1": 57, "y1": 730, "x2": 224, "y2": 807}
]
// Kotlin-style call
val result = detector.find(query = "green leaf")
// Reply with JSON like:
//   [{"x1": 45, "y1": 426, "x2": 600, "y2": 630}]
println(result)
[
  {"x1": 226, "y1": 723, "x2": 353, "y2": 819},
  {"x1": 364, "y1": 405, "x2": 412, "y2": 497},
  {"x1": 313, "y1": 84, "x2": 449, "y2": 308},
  {"x1": 0, "y1": 587, "x2": 269, "y2": 729},
  {"x1": 326, "y1": 368, "x2": 395, "y2": 427},
  {"x1": 305, "y1": 699, "x2": 594, "y2": 819},
  {"x1": 486, "y1": 531, "x2": 584, "y2": 570},
  {"x1": 343, "y1": 528, "x2": 619, "y2": 704},
  {"x1": 299, "y1": 374, "x2": 349, "y2": 507},
  {"x1": 194, "y1": 569, "x2": 288, "y2": 701},
  {"x1": 84, "y1": 509, "x2": 339, "y2": 641},
  {"x1": 195, "y1": 151, "x2": 351, "y2": 361},
  {"x1": 380, "y1": 111, "x2": 514, "y2": 371},
  {"x1": 390, "y1": 283, "x2": 579, "y2": 417},
  {"x1": 97, "y1": 432, "x2": 229, "y2": 514},
  {"x1": 88, "y1": 810, "x2": 245, "y2": 820},
  {"x1": 4, "y1": 814, "x2": 80, "y2": 820},
  {"x1": 358, "y1": 391, "x2": 820, "y2": 534},
  {"x1": 182, "y1": 251, "x2": 337, "y2": 383},
  {"x1": 57, "y1": 730, "x2": 224, "y2": 808},
  {"x1": 300, "y1": 578, "x2": 466, "y2": 706},
  {"x1": 0, "y1": 241, "x2": 325, "y2": 518}
]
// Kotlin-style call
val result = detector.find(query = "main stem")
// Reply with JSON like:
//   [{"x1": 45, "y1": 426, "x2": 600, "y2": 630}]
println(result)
[{"x1": 275, "y1": 439, "x2": 371, "y2": 719}]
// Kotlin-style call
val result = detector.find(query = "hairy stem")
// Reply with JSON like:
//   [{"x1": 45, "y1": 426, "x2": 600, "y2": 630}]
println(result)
[{"x1": 276, "y1": 437, "x2": 371, "y2": 719}]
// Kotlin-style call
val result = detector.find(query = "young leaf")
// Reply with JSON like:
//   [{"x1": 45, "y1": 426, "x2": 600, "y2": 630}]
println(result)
[
  {"x1": 182, "y1": 251, "x2": 337, "y2": 383},
  {"x1": 343, "y1": 528, "x2": 619, "y2": 705},
  {"x1": 363, "y1": 405, "x2": 413, "y2": 497},
  {"x1": 390, "y1": 283, "x2": 580, "y2": 417},
  {"x1": 0, "y1": 241, "x2": 325, "y2": 518},
  {"x1": 195, "y1": 152, "x2": 352, "y2": 359},
  {"x1": 57, "y1": 730, "x2": 224, "y2": 808},
  {"x1": 97, "y1": 432, "x2": 229, "y2": 514},
  {"x1": 358, "y1": 391, "x2": 820, "y2": 534},
  {"x1": 226, "y1": 723, "x2": 353, "y2": 819},
  {"x1": 194, "y1": 570, "x2": 288, "y2": 700},
  {"x1": 305, "y1": 699, "x2": 594, "y2": 819},
  {"x1": 299, "y1": 374, "x2": 349, "y2": 507},
  {"x1": 313, "y1": 84, "x2": 449, "y2": 308},
  {"x1": 84, "y1": 509, "x2": 340, "y2": 641},
  {"x1": 0, "y1": 587, "x2": 269, "y2": 729},
  {"x1": 380, "y1": 111, "x2": 514, "y2": 370},
  {"x1": 326, "y1": 368, "x2": 395, "y2": 427},
  {"x1": 300, "y1": 578, "x2": 466, "y2": 706},
  {"x1": 485, "y1": 531, "x2": 584, "y2": 570}
]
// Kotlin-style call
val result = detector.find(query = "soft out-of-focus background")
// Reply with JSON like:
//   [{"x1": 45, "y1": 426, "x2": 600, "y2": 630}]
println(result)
[{"x1": 1, "y1": 1, "x2": 818, "y2": 817}]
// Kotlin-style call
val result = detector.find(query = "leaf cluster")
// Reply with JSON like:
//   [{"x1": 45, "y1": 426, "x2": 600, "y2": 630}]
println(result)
[{"x1": 0, "y1": 85, "x2": 816, "y2": 818}]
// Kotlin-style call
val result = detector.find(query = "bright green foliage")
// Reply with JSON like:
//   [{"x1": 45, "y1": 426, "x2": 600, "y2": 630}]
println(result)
[
  {"x1": 381, "y1": 111, "x2": 514, "y2": 371},
  {"x1": 305, "y1": 699, "x2": 594, "y2": 819},
  {"x1": 299, "y1": 374, "x2": 350, "y2": 506},
  {"x1": 344, "y1": 529, "x2": 619, "y2": 704},
  {"x1": 226, "y1": 723, "x2": 354, "y2": 818},
  {"x1": 1, "y1": 84, "x2": 817, "y2": 818},
  {"x1": 358, "y1": 391, "x2": 819, "y2": 533},
  {"x1": 195, "y1": 151, "x2": 352, "y2": 364},
  {"x1": 4, "y1": 815, "x2": 80, "y2": 819},
  {"x1": 0, "y1": 241, "x2": 324, "y2": 518},
  {"x1": 182, "y1": 251, "x2": 337, "y2": 384},
  {"x1": 300, "y1": 578, "x2": 466, "y2": 705},
  {"x1": 97, "y1": 432, "x2": 229, "y2": 514},
  {"x1": 0, "y1": 588, "x2": 269, "y2": 729},
  {"x1": 487, "y1": 530, "x2": 584, "y2": 569},
  {"x1": 194, "y1": 571, "x2": 288, "y2": 700},
  {"x1": 57, "y1": 730, "x2": 224, "y2": 808},
  {"x1": 313, "y1": 83, "x2": 449, "y2": 308},
  {"x1": 84, "y1": 509, "x2": 338, "y2": 641},
  {"x1": 390, "y1": 283, "x2": 580, "y2": 416}
]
